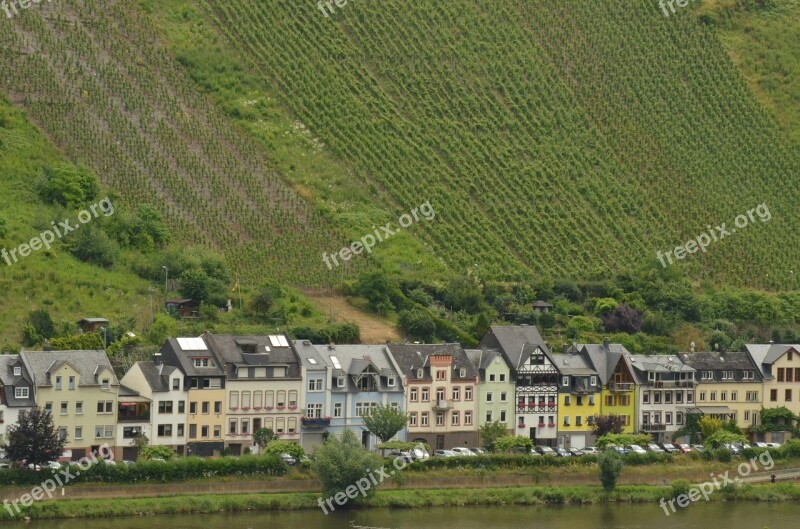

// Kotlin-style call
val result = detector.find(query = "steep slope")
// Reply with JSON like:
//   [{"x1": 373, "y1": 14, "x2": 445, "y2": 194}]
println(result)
[{"x1": 200, "y1": 0, "x2": 800, "y2": 287}]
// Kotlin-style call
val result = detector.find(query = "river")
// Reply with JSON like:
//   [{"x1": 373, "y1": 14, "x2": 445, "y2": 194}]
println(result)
[{"x1": 22, "y1": 502, "x2": 799, "y2": 529}]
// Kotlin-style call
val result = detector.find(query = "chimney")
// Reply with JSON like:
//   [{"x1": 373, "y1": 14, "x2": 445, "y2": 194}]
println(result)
[
  {"x1": 603, "y1": 337, "x2": 610, "y2": 353},
  {"x1": 154, "y1": 352, "x2": 162, "y2": 366}
]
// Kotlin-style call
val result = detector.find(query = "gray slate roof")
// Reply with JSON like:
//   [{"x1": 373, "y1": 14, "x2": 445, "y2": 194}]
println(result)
[
  {"x1": 680, "y1": 351, "x2": 760, "y2": 373},
  {"x1": 206, "y1": 333, "x2": 300, "y2": 366},
  {"x1": 388, "y1": 343, "x2": 478, "y2": 380},
  {"x1": 136, "y1": 361, "x2": 179, "y2": 393},
  {"x1": 20, "y1": 350, "x2": 118, "y2": 388},
  {"x1": 0, "y1": 355, "x2": 35, "y2": 407},
  {"x1": 626, "y1": 354, "x2": 694, "y2": 385},
  {"x1": 293, "y1": 340, "x2": 328, "y2": 372},
  {"x1": 546, "y1": 352, "x2": 598, "y2": 376},
  {"x1": 579, "y1": 342, "x2": 632, "y2": 383},
  {"x1": 314, "y1": 344, "x2": 403, "y2": 392},
  {"x1": 479, "y1": 325, "x2": 550, "y2": 371},
  {"x1": 158, "y1": 335, "x2": 225, "y2": 377},
  {"x1": 744, "y1": 344, "x2": 800, "y2": 375}
]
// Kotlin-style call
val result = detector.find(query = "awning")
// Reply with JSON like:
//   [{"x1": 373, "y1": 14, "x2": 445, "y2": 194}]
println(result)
[{"x1": 679, "y1": 406, "x2": 734, "y2": 415}]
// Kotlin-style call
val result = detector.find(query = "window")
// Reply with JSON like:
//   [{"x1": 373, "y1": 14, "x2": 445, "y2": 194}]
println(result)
[
  {"x1": 214, "y1": 425, "x2": 221, "y2": 438},
  {"x1": 44, "y1": 402, "x2": 52, "y2": 413},
  {"x1": 337, "y1": 376, "x2": 345, "y2": 388},
  {"x1": 486, "y1": 392, "x2": 493, "y2": 403},
  {"x1": 564, "y1": 395, "x2": 571, "y2": 406},
  {"x1": 193, "y1": 358, "x2": 210, "y2": 368},
  {"x1": 563, "y1": 416, "x2": 570, "y2": 426},
  {"x1": 500, "y1": 410, "x2": 507, "y2": 422},
  {"x1": 499, "y1": 374, "x2": 506, "y2": 382},
  {"x1": 288, "y1": 391, "x2": 297, "y2": 407},
  {"x1": 665, "y1": 392, "x2": 672, "y2": 404},
  {"x1": 589, "y1": 395, "x2": 595, "y2": 406},
  {"x1": 666, "y1": 412, "x2": 673, "y2": 425},
  {"x1": 172, "y1": 378, "x2": 180, "y2": 390},
  {"x1": 101, "y1": 379, "x2": 110, "y2": 390},
  {"x1": 605, "y1": 395, "x2": 613, "y2": 406},
  {"x1": 743, "y1": 370, "x2": 755, "y2": 380},
  {"x1": 643, "y1": 392, "x2": 650, "y2": 404},
  {"x1": 177, "y1": 424, "x2": 184, "y2": 436},
  {"x1": 744, "y1": 410, "x2": 750, "y2": 422},
  {"x1": 333, "y1": 403, "x2": 342, "y2": 418},
  {"x1": 746, "y1": 391, "x2": 758, "y2": 402},
  {"x1": 590, "y1": 376, "x2": 597, "y2": 386},
  {"x1": 575, "y1": 415, "x2": 582, "y2": 426},
  {"x1": 576, "y1": 396, "x2": 583, "y2": 406},
  {"x1": 214, "y1": 401, "x2": 222, "y2": 414},
  {"x1": 687, "y1": 392, "x2": 694, "y2": 403},
  {"x1": 465, "y1": 386, "x2": 473, "y2": 400},
  {"x1": 202, "y1": 402, "x2": 209, "y2": 414},
  {"x1": 94, "y1": 425, "x2": 113, "y2": 438},
  {"x1": 676, "y1": 392, "x2": 683, "y2": 403},
  {"x1": 677, "y1": 412, "x2": 683, "y2": 425},
  {"x1": 158, "y1": 424, "x2": 173, "y2": 437},
  {"x1": 387, "y1": 375, "x2": 396, "y2": 387},
  {"x1": 778, "y1": 368, "x2": 785, "y2": 382},
  {"x1": 562, "y1": 376, "x2": 570, "y2": 386},
  {"x1": 178, "y1": 401, "x2": 185, "y2": 413},
  {"x1": 277, "y1": 391, "x2": 286, "y2": 407},
  {"x1": 699, "y1": 391, "x2": 706, "y2": 402},
  {"x1": 452, "y1": 387, "x2": 460, "y2": 401},
  {"x1": 190, "y1": 379, "x2": 199, "y2": 389},
  {"x1": 421, "y1": 388, "x2": 430, "y2": 401},
  {"x1": 710, "y1": 391, "x2": 717, "y2": 402},
  {"x1": 229, "y1": 419, "x2": 238, "y2": 435},
  {"x1": 648, "y1": 371, "x2": 656, "y2": 382},
  {"x1": 500, "y1": 392, "x2": 507, "y2": 402},
  {"x1": 189, "y1": 424, "x2": 197, "y2": 438},
  {"x1": 60, "y1": 402, "x2": 68, "y2": 415},
  {"x1": 489, "y1": 374, "x2": 496, "y2": 382},
  {"x1": 68, "y1": 376, "x2": 75, "y2": 390},
  {"x1": 770, "y1": 389, "x2": 778, "y2": 402},
  {"x1": 158, "y1": 401, "x2": 173, "y2": 414},
  {"x1": 789, "y1": 368, "x2": 796, "y2": 382},
  {"x1": 14, "y1": 387, "x2": 28, "y2": 399},
  {"x1": 308, "y1": 379, "x2": 323, "y2": 392},
  {"x1": 464, "y1": 411, "x2": 472, "y2": 425},
  {"x1": 486, "y1": 411, "x2": 493, "y2": 423},
  {"x1": 59, "y1": 427, "x2": 67, "y2": 440},
  {"x1": 55, "y1": 376, "x2": 62, "y2": 390},
  {"x1": 452, "y1": 411, "x2": 460, "y2": 426},
  {"x1": 421, "y1": 412, "x2": 429, "y2": 426},
  {"x1": 201, "y1": 426, "x2": 209, "y2": 438},
  {"x1": 409, "y1": 413, "x2": 417, "y2": 427},
  {"x1": 190, "y1": 402, "x2": 197, "y2": 414},
  {"x1": 307, "y1": 403, "x2": 323, "y2": 418},
  {"x1": 75, "y1": 426, "x2": 83, "y2": 440},
  {"x1": 13, "y1": 366, "x2": 21, "y2": 376},
  {"x1": 410, "y1": 388, "x2": 418, "y2": 401},
  {"x1": 702, "y1": 371, "x2": 713, "y2": 380},
  {"x1": 76, "y1": 401, "x2": 83, "y2": 414},
  {"x1": 654, "y1": 392, "x2": 661, "y2": 404},
  {"x1": 720, "y1": 392, "x2": 727, "y2": 402},
  {"x1": 436, "y1": 370, "x2": 446, "y2": 381},
  {"x1": 786, "y1": 389, "x2": 792, "y2": 402}
]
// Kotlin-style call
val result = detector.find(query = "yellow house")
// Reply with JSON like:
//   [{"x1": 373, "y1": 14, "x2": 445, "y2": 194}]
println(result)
[
  {"x1": 21, "y1": 350, "x2": 119, "y2": 459},
  {"x1": 681, "y1": 350, "x2": 762, "y2": 431},
  {"x1": 746, "y1": 344, "x2": 800, "y2": 437},
  {"x1": 159, "y1": 336, "x2": 226, "y2": 456},
  {"x1": 579, "y1": 341, "x2": 636, "y2": 434},
  {"x1": 550, "y1": 349, "x2": 600, "y2": 449}
]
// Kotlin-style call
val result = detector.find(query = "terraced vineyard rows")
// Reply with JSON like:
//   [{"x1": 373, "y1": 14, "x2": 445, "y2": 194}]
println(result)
[
  {"x1": 0, "y1": 0, "x2": 350, "y2": 285},
  {"x1": 202, "y1": 0, "x2": 800, "y2": 287}
]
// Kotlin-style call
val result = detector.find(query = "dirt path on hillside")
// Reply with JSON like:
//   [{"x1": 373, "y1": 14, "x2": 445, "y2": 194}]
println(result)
[{"x1": 304, "y1": 292, "x2": 400, "y2": 344}]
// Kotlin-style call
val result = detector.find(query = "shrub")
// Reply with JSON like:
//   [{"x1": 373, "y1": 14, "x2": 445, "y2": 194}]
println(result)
[
  {"x1": 716, "y1": 448, "x2": 732, "y2": 462},
  {"x1": 598, "y1": 450, "x2": 623, "y2": 493},
  {"x1": 313, "y1": 430, "x2": 384, "y2": 503},
  {"x1": 671, "y1": 479, "x2": 691, "y2": 499}
]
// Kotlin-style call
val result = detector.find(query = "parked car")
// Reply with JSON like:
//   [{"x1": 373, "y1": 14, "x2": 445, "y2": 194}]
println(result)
[
  {"x1": 766, "y1": 442, "x2": 782, "y2": 449},
  {"x1": 280, "y1": 453, "x2": 297, "y2": 465},
  {"x1": 647, "y1": 443, "x2": 665, "y2": 454},
  {"x1": 677, "y1": 444, "x2": 692, "y2": 454},
  {"x1": 626, "y1": 445, "x2": 647, "y2": 455},
  {"x1": 691, "y1": 444, "x2": 705, "y2": 452},
  {"x1": 451, "y1": 447, "x2": 477, "y2": 457},
  {"x1": 555, "y1": 447, "x2": 571, "y2": 457},
  {"x1": 534, "y1": 446, "x2": 556, "y2": 456},
  {"x1": 0, "y1": 463, "x2": 11, "y2": 470},
  {"x1": 469, "y1": 447, "x2": 486, "y2": 455},
  {"x1": 660, "y1": 443, "x2": 680, "y2": 454},
  {"x1": 720, "y1": 443, "x2": 740, "y2": 455},
  {"x1": 581, "y1": 446, "x2": 600, "y2": 455},
  {"x1": 121, "y1": 460, "x2": 136, "y2": 466},
  {"x1": 411, "y1": 447, "x2": 430, "y2": 460},
  {"x1": 433, "y1": 449, "x2": 456, "y2": 457},
  {"x1": 754, "y1": 442, "x2": 769, "y2": 448},
  {"x1": 568, "y1": 447, "x2": 584, "y2": 457},
  {"x1": 609, "y1": 446, "x2": 629, "y2": 455}
]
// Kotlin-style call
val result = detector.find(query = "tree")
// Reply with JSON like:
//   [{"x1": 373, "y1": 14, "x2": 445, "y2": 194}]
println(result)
[
  {"x1": 361, "y1": 405, "x2": 408, "y2": 444},
  {"x1": 480, "y1": 420, "x2": 509, "y2": 452},
  {"x1": 140, "y1": 445, "x2": 174, "y2": 460},
  {"x1": 698, "y1": 416, "x2": 723, "y2": 440},
  {"x1": 6, "y1": 407, "x2": 66, "y2": 467},
  {"x1": 598, "y1": 450, "x2": 624, "y2": 493},
  {"x1": 131, "y1": 431, "x2": 149, "y2": 450},
  {"x1": 704, "y1": 430, "x2": 747, "y2": 449},
  {"x1": 49, "y1": 332, "x2": 104, "y2": 350},
  {"x1": 398, "y1": 308, "x2": 435, "y2": 342},
  {"x1": 179, "y1": 267, "x2": 211, "y2": 303},
  {"x1": 445, "y1": 274, "x2": 485, "y2": 314},
  {"x1": 602, "y1": 304, "x2": 643, "y2": 333},
  {"x1": 313, "y1": 430, "x2": 384, "y2": 503},
  {"x1": 264, "y1": 440, "x2": 305, "y2": 459},
  {"x1": 254, "y1": 427, "x2": 276, "y2": 449},
  {"x1": 68, "y1": 224, "x2": 119, "y2": 268},
  {"x1": 355, "y1": 271, "x2": 398, "y2": 315},
  {"x1": 494, "y1": 435, "x2": 533, "y2": 453},
  {"x1": 21, "y1": 309, "x2": 56, "y2": 346},
  {"x1": 248, "y1": 286, "x2": 274, "y2": 318},
  {"x1": 592, "y1": 415, "x2": 625, "y2": 437}
]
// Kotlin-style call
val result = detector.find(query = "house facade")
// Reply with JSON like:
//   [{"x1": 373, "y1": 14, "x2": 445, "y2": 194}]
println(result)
[
  {"x1": 158, "y1": 335, "x2": 226, "y2": 457},
  {"x1": 293, "y1": 339, "x2": 333, "y2": 451},
  {"x1": 0, "y1": 355, "x2": 35, "y2": 447},
  {"x1": 20, "y1": 350, "x2": 119, "y2": 459},
  {"x1": 388, "y1": 343, "x2": 478, "y2": 449},
  {"x1": 746, "y1": 344, "x2": 800, "y2": 435},
  {"x1": 578, "y1": 341, "x2": 637, "y2": 434},
  {"x1": 206, "y1": 333, "x2": 304, "y2": 453},
  {"x1": 465, "y1": 348, "x2": 514, "y2": 433},
  {"x1": 119, "y1": 361, "x2": 188, "y2": 459},
  {"x1": 549, "y1": 349, "x2": 600, "y2": 450},
  {"x1": 628, "y1": 353, "x2": 695, "y2": 443},
  {"x1": 480, "y1": 325, "x2": 559, "y2": 446}
]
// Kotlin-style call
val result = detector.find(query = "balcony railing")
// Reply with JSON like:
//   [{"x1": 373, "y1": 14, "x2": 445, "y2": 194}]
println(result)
[
  {"x1": 432, "y1": 399, "x2": 451, "y2": 411},
  {"x1": 117, "y1": 413, "x2": 150, "y2": 423},
  {"x1": 609, "y1": 382, "x2": 634, "y2": 392},
  {"x1": 641, "y1": 423, "x2": 666, "y2": 432},
  {"x1": 301, "y1": 417, "x2": 331, "y2": 428},
  {"x1": 654, "y1": 380, "x2": 695, "y2": 389}
]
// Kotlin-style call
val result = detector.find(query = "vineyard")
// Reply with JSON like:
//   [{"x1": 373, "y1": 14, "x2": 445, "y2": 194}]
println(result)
[{"x1": 0, "y1": 0, "x2": 798, "y2": 289}]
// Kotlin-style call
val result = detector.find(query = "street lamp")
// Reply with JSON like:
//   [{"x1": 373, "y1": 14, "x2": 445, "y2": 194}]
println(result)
[
  {"x1": 162, "y1": 266, "x2": 169, "y2": 293},
  {"x1": 100, "y1": 327, "x2": 108, "y2": 349}
]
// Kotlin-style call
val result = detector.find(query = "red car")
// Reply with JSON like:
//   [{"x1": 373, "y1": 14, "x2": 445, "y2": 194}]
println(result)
[{"x1": 677, "y1": 443, "x2": 692, "y2": 454}]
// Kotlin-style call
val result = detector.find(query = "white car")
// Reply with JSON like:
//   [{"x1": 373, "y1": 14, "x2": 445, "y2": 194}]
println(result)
[
  {"x1": 626, "y1": 445, "x2": 647, "y2": 455},
  {"x1": 450, "y1": 447, "x2": 477, "y2": 456}
]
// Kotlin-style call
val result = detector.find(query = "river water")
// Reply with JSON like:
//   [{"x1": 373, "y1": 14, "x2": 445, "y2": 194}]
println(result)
[{"x1": 23, "y1": 502, "x2": 799, "y2": 529}]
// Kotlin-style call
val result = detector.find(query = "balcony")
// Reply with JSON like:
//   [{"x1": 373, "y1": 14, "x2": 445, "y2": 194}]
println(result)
[
  {"x1": 641, "y1": 423, "x2": 666, "y2": 432},
  {"x1": 301, "y1": 417, "x2": 331, "y2": 428},
  {"x1": 432, "y1": 399, "x2": 452, "y2": 411},
  {"x1": 654, "y1": 380, "x2": 695, "y2": 389},
  {"x1": 609, "y1": 382, "x2": 634, "y2": 392}
]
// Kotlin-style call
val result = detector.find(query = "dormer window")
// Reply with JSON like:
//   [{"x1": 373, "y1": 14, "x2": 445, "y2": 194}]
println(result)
[
  {"x1": 416, "y1": 368, "x2": 424, "y2": 378},
  {"x1": 459, "y1": 368, "x2": 466, "y2": 378},
  {"x1": 387, "y1": 375, "x2": 396, "y2": 387},
  {"x1": 337, "y1": 376, "x2": 345, "y2": 388},
  {"x1": 13, "y1": 367, "x2": 21, "y2": 376},
  {"x1": 648, "y1": 371, "x2": 656, "y2": 381},
  {"x1": 15, "y1": 387, "x2": 28, "y2": 399},
  {"x1": 101, "y1": 379, "x2": 110, "y2": 390},
  {"x1": 193, "y1": 358, "x2": 210, "y2": 368},
  {"x1": 590, "y1": 376, "x2": 597, "y2": 386}
]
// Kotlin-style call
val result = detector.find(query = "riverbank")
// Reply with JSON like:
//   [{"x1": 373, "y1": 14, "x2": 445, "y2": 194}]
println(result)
[{"x1": 2, "y1": 482, "x2": 800, "y2": 521}]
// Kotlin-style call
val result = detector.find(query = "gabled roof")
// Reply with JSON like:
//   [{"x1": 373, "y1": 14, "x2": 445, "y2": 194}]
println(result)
[
  {"x1": 206, "y1": 333, "x2": 300, "y2": 366},
  {"x1": 579, "y1": 342, "x2": 633, "y2": 383},
  {"x1": 388, "y1": 343, "x2": 478, "y2": 380},
  {"x1": 681, "y1": 350, "x2": 762, "y2": 376},
  {"x1": 312, "y1": 344, "x2": 403, "y2": 392},
  {"x1": 0, "y1": 355, "x2": 35, "y2": 407},
  {"x1": 292, "y1": 340, "x2": 328, "y2": 372},
  {"x1": 479, "y1": 325, "x2": 550, "y2": 372},
  {"x1": 744, "y1": 344, "x2": 800, "y2": 371},
  {"x1": 134, "y1": 361, "x2": 180, "y2": 392},
  {"x1": 626, "y1": 353, "x2": 694, "y2": 384},
  {"x1": 546, "y1": 351, "x2": 598, "y2": 376},
  {"x1": 20, "y1": 350, "x2": 118, "y2": 387},
  {"x1": 158, "y1": 335, "x2": 225, "y2": 377}
]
